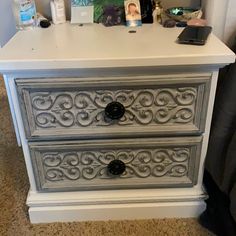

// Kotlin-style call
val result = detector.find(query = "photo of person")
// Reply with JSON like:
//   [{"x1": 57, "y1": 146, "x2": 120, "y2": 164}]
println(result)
[{"x1": 124, "y1": 0, "x2": 142, "y2": 27}]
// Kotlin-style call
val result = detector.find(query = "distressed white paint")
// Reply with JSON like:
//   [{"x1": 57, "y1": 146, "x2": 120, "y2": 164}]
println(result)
[
  {"x1": 7, "y1": 76, "x2": 37, "y2": 190},
  {"x1": 0, "y1": 18, "x2": 235, "y2": 223},
  {"x1": 23, "y1": 70, "x2": 222, "y2": 223}
]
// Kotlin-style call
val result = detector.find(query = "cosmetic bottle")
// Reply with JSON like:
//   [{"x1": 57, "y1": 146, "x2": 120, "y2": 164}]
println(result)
[
  {"x1": 50, "y1": 0, "x2": 66, "y2": 24},
  {"x1": 12, "y1": 0, "x2": 37, "y2": 30}
]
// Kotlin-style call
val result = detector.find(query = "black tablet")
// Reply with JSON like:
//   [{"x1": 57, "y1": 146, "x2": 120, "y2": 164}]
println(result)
[{"x1": 177, "y1": 26, "x2": 212, "y2": 45}]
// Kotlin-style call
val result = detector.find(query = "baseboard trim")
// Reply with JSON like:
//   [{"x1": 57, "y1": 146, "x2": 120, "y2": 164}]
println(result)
[{"x1": 27, "y1": 188, "x2": 207, "y2": 223}]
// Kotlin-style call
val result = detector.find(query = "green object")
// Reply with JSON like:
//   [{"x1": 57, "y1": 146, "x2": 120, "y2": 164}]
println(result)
[
  {"x1": 94, "y1": 0, "x2": 124, "y2": 22},
  {"x1": 72, "y1": 0, "x2": 93, "y2": 6},
  {"x1": 165, "y1": 7, "x2": 202, "y2": 22},
  {"x1": 166, "y1": 7, "x2": 198, "y2": 16}
]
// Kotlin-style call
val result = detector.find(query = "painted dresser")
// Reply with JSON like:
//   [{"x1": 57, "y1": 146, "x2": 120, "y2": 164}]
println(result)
[{"x1": 0, "y1": 23, "x2": 235, "y2": 223}]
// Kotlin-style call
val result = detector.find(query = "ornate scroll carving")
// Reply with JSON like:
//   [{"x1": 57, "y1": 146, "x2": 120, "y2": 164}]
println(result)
[
  {"x1": 30, "y1": 87, "x2": 197, "y2": 129},
  {"x1": 41, "y1": 147, "x2": 190, "y2": 182}
]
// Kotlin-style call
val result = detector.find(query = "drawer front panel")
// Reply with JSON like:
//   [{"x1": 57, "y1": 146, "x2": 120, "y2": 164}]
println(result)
[
  {"x1": 29, "y1": 137, "x2": 202, "y2": 192},
  {"x1": 16, "y1": 74, "x2": 211, "y2": 139}
]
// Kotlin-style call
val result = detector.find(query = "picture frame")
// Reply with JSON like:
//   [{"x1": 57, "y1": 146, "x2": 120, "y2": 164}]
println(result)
[{"x1": 124, "y1": 0, "x2": 142, "y2": 27}]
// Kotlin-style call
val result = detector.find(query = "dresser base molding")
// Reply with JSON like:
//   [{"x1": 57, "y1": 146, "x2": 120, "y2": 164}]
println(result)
[{"x1": 27, "y1": 188, "x2": 207, "y2": 223}]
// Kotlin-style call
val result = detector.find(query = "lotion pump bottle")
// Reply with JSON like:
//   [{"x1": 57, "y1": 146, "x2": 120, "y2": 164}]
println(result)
[{"x1": 50, "y1": 0, "x2": 66, "y2": 24}]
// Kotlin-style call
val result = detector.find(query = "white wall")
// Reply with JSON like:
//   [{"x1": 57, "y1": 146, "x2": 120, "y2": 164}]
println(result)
[
  {"x1": 0, "y1": 0, "x2": 16, "y2": 47},
  {"x1": 223, "y1": 0, "x2": 236, "y2": 46},
  {"x1": 35, "y1": 0, "x2": 70, "y2": 19},
  {"x1": 201, "y1": 0, "x2": 229, "y2": 40}
]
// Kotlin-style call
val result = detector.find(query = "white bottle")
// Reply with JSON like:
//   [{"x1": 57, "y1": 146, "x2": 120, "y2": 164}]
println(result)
[
  {"x1": 50, "y1": 0, "x2": 66, "y2": 25},
  {"x1": 12, "y1": 0, "x2": 37, "y2": 30}
]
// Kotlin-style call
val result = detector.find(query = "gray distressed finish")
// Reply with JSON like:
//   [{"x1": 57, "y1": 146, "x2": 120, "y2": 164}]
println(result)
[
  {"x1": 29, "y1": 136, "x2": 202, "y2": 192},
  {"x1": 16, "y1": 74, "x2": 211, "y2": 140}
]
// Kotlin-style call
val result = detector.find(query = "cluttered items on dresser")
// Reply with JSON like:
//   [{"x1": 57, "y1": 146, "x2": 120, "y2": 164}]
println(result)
[{"x1": 11, "y1": 0, "x2": 208, "y2": 29}]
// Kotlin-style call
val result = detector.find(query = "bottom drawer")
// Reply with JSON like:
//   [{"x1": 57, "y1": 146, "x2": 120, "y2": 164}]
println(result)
[{"x1": 29, "y1": 137, "x2": 202, "y2": 192}]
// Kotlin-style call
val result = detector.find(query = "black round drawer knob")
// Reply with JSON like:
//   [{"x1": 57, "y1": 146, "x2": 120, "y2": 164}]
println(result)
[
  {"x1": 107, "y1": 160, "x2": 126, "y2": 176},
  {"x1": 105, "y1": 102, "x2": 125, "y2": 120}
]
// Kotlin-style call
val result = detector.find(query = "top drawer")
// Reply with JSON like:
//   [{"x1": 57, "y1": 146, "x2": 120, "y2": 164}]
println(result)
[{"x1": 16, "y1": 74, "x2": 211, "y2": 140}]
